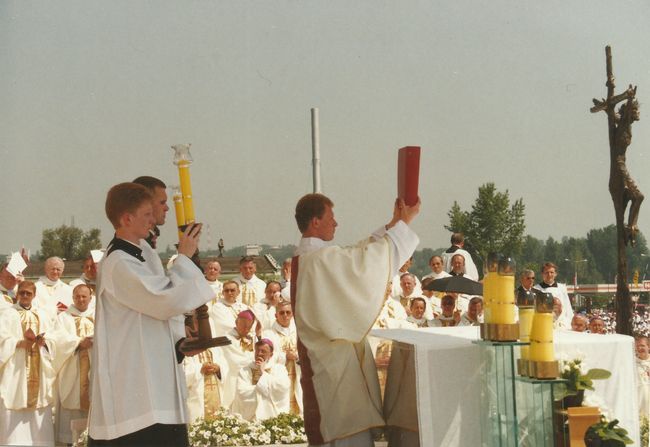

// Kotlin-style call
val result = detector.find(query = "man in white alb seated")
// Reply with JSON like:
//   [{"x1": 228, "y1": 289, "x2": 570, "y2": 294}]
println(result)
[
  {"x1": 34, "y1": 256, "x2": 73, "y2": 314},
  {"x1": 428, "y1": 295, "x2": 461, "y2": 327},
  {"x1": 234, "y1": 256, "x2": 267, "y2": 307},
  {"x1": 0, "y1": 281, "x2": 75, "y2": 447},
  {"x1": 232, "y1": 338, "x2": 290, "y2": 421},
  {"x1": 204, "y1": 260, "x2": 223, "y2": 306},
  {"x1": 406, "y1": 297, "x2": 429, "y2": 328},
  {"x1": 459, "y1": 296, "x2": 483, "y2": 326},
  {"x1": 88, "y1": 182, "x2": 214, "y2": 447},
  {"x1": 54, "y1": 283, "x2": 95, "y2": 445},
  {"x1": 208, "y1": 280, "x2": 251, "y2": 336},
  {"x1": 389, "y1": 257, "x2": 422, "y2": 300},
  {"x1": 220, "y1": 310, "x2": 258, "y2": 410},
  {"x1": 292, "y1": 193, "x2": 419, "y2": 447},
  {"x1": 422, "y1": 255, "x2": 451, "y2": 281},
  {"x1": 396, "y1": 273, "x2": 434, "y2": 320},
  {"x1": 263, "y1": 300, "x2": 302, "y2": 415},
  {"x1": 252, "y1": 281, "x2": 282, "y2": 330}
]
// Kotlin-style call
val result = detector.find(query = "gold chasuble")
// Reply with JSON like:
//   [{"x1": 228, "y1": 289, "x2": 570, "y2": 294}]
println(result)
[
  {"x1": 274, "y1": 329, "x2": 300, "y2": 415},
  {"x1": 240, "y1": 284, "x2": 255, "y2": 308},
  {"x1": 19, "y1": 308, "x2": 41, "y2": 408},
  {"x1": 198, "y1": 349, "x2": 221, "y2": 418},
  {"x1": 74, "y1": 315, "x2": 94, "y2": 410}
]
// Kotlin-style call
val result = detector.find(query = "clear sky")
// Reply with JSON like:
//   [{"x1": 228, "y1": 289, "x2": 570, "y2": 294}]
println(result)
[{"x1": 2, "y1": 0, "x2": 650, "y2": 256}]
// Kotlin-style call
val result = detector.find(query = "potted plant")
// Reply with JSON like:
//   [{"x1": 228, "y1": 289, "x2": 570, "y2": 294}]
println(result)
[
  {"x1": 584, "y1": 417, "x2": 633, "y2": 447},
  {"x1": 558, "y1": 358, "x2": 611, "y2": 408}
]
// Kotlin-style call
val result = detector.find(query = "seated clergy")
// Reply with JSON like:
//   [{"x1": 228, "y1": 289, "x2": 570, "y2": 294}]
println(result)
[
  {"x1": 390, "y1": 257, "x2": 422, "y2": 300},
  {"x1": 406, "y1": 297, "x2": 429, "y2": 328},
  {"x1": 459, "y1": 296, "x2": 483, "y2": 326},
  {"x1": 208, "y1": 280, "x2": 251, "y2": 336},
  {"x1": 396, "y1": 273, "x2": 433, "y2": 320},
  {"x1": 232, "y1": 338, "x2": 290, "y2": 421},
  {"x1": 589, "y1": 316, "x2": 607, "y2": 334},
  {"x1": 571, "y1": 314, "x2": 589, "y2": 332},
  {"x1": 252, "y1": 281, "x2": 283, "y2": 330},
  {"x1": 196, "y1": 346, "x2": 229, "y2": 420},
  {"x1": 234, "y1": 256, "x2": 267, "y2": 307},
  {"x1": 34, "y1": 256, "x2": 73, "y2": 314},
  {"x1": 428, "y1": 295, "x2": 461, "y2": 327},
  {"x1": 220, "y1": 310, "x2": 258, "y2": 410},
  {"x1": 0, "y1": 281, "x2": 75, "y2": 447},
  {"x1": 54, "y1": 284, "x2": 95, "y2": 445},
  {"x1": 263, "y1": 300, "x2": 302, "y2": 415}
]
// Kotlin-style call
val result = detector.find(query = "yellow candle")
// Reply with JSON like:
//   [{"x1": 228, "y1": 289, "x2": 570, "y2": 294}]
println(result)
[
  {"x1": 173, "y1": 192, "x2": 185, "y2": 239},
  {"x1": 483, "y1": 272, "x2": 495, "y2": 324},
  {"x1": 518, "y1": 308, "x2": 534, "y2": 360},
  {"x1": 177, "y1": 162, "x2": 195, "y2": 224},
  {"x1": 529, "y1": 313, "x2": 554, "y2": 362},
  {"x1": 492, "y1": 274, "x2": 515, "y2": 324}
]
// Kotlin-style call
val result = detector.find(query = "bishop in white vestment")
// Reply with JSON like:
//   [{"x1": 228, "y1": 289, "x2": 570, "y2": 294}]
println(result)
[
  {"x1": 220, "y1": 310, "x2": 257, "y2": 410},
  {"x1": 291, "y1": 194, "x2": 419, "y2": 446},
  {"x1": 208, "y1": 280, "x2": 252, "y2": 336}
]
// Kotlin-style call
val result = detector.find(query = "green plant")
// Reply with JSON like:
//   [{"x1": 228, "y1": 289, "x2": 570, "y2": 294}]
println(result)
[
  {"x1": 557, "y1": 358, "x2": 611, "y2": 400},
  {"x1": 641, "y1": 415, "x2": 648, "y2": 447},
  {"x1": 260, "y1": 412, "x2": 307, "y2": 444},
  {"x1": 584, "y1": 417, "x2": 633, "y2": 446}
]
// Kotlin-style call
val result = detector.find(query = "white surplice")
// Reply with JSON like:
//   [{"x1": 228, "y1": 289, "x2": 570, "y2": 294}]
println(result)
[
  {"x1": 441, "y1": 247, "x2": 479, "y2": 281},
  {"x1": 88, "y1": 239, "x2": 215, "y2": 440},
  {"x1": 534, "y1": 282, "x2": 574, "y2": 329},
  {"x1": 231, "y1": 361, "x2": 290, "y2": 421},
  {"x1": 220, "y1": 328, "x2": 255, "y2": 410},
  {"x1": 263, "y1": 321, "x2": 302, "y2": 413},
  {"x1": 207, "y1": 298, "x2": 251, "y2": 337},
  {"x1": 183, "y1": 355, "x2": 204, "y2": 423},
  {"x1": 252, "y1": 300, "x2": 276, "y2": 330},
  {"x1": 293, "y1": 220, "x2": 418, "y2": 445},
  {"x1": 34, "y1": 277, "x2": 73, "y2": 312}
]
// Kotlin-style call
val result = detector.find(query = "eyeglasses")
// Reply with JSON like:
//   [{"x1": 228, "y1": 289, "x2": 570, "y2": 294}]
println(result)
[{"x1": 223, "y1": 288, "x2": 238, "y2": 293}]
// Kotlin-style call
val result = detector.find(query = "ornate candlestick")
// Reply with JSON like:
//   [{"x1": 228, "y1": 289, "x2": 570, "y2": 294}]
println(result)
[{"x1": 171, "y1": 143, "x2": 230, "y2": 352}]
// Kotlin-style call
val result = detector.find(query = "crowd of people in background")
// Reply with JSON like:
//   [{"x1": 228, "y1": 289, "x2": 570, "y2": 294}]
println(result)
[{"x1": 0, "y1": 230, "x2": 649, "y2": 445}]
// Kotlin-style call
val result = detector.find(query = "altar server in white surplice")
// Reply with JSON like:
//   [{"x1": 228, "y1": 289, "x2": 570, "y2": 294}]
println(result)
[
  {"x1": 232, "y1": 338, "x2": 290, "y2": 421},
  {"x1": 234, "y1": 256, "x2": 267, "y2": 307},
  {"x1": 0, "y1": 281, "x2": 76, "y2": 447},
  {"x1": 54, "y1": 283, "x2": 95, "y2": 444},
  {"x1": 183, "y1": 354, "x2": 204, "y2": 423},
  {"x1": 292, "y1": 193, "x2": 419, "y2": 447},
  {"x1": 263, "y1": 300, "x2": 302, "y2": 415},
  {"x1": 221, "y1": 310, "x2": 257, "y2": 410},
  {"x1": 88, "y1": 182, "x2": 214, "y2": 446},
  {"x1": 252, "y1": 281, "x2": 282, "y2": 330},
  {"x1": 34, "y1": 256, "x2": 73, "y2": 313},
  {"x1": 208, "y1": 280, "x2": 252, "y2": 336},
  {"x1": 533, "y1": 262, "x2": 574, "y2": 329},
  {"x1": 441, "y1": 232, "x2": 479, "y2": 281}
]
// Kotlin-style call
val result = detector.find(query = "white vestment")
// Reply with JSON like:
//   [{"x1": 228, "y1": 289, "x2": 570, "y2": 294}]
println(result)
[
  {"x1": 208, "y1": 298, "x2": 251, "y2": 337},
  {"x1": 441, "y1": 247, "x2": 479, "y2": 281},
  {"x1": 637, "y1": 357, "x2": 650, "y2": 418},
  {"x1": 54, "y1": 305, "x2": 95, "y2": 444},
  {"x1": 252, "y1": 300, "x2": 277, "y2": 330},
  {"x1": 0, "y1": 304, "x2": 74, "y2": 446},
  {"x1": 220, "y1": 328, "x2": 256, "y2": 410},
  {"x1": 232, "y1": 361, "x2": 291, "y2": 421},
  {"x1": 534, "y1": 282, "x2": 574, "y2": 329},
  {"x1": 389, "y1": 272, "x2": 422, "y2": 301},
  {"x1": 421, "y1": 270, "x2": 451, "y2": 281},
  {"x1": 293, "y1": 220, "x2": 418, "y2": 445},
  {"x1": 234, "y1": 274, "x2": 266, "y2": 307},
  {"x1": 459, "y1": 312, "x2": 483, "y2": 326},
  {"x1": 263, "y1": 321, "x2": 303, "y2": 414},
  {"x1": 183, "y1": 355, "x2": 204, "y2": 423},
  {"x1": 34, "y1": 277, "x2": 73, "y2": 312},
  {"x1": 88, "y1": 239, "x2": 215, "y2": 440}
]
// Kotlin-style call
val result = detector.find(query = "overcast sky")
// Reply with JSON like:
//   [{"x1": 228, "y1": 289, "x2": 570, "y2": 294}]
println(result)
[{"x1": 2, "y1": 0, "x2": 650, "y2": 257}]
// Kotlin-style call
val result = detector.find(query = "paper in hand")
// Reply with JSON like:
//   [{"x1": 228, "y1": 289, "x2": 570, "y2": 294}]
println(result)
[
  {"x1": 90, "y1": 249, "x2": 104, "y2": 263},
  {"x1": 7, "y1": 252, "x2": 27, "y2": 277}
]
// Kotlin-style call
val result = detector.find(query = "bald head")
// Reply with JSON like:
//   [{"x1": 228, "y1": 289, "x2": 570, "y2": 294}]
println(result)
[{"x1": 45, "y1": 257, "x2": 65, "y2": 282}]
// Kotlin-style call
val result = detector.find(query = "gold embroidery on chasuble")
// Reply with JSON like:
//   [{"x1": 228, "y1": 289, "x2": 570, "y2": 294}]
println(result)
[
  {"x1": 74, "y1": 315, "x2": 94, "y2": 411},
  {"x1": 19, "y1": 308, "x2": 40, "y2": 408},
  {"x1": 198, "y1": 349, "x2": 221, "y2": 418},
  {"x1": 277, "y1": 331, "x2": 300, "y2": 414}
]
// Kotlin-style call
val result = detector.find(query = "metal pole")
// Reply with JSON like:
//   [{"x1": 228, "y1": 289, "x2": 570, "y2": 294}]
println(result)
[{"x1": 311, "y1": 108, "x2": 321, "y2": 193}]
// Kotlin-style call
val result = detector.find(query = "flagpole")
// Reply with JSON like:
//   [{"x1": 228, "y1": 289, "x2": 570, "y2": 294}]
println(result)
[{"x1": 311, "y1": 108, "x2": 321, "y2": 193}]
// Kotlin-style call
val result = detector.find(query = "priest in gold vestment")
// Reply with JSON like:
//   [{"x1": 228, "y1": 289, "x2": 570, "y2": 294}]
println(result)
[{"x1": 291, "y1": 194, "x2": 419, "y2": 447}]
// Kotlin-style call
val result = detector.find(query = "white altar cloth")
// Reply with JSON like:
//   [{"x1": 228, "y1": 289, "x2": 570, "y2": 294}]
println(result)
[{"x1": 372, "y1": 326, "x2": 640, "y2": 447}]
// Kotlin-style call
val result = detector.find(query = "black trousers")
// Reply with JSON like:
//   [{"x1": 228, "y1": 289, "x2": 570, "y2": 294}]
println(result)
[{"x1": 88, "y1": 423, "x2": 189, "y2": 447}]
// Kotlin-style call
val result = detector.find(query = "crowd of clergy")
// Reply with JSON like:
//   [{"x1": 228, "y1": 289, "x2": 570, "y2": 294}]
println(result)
[{"x1": 0, "y1": 231, "x2": 649, "y2": 445}]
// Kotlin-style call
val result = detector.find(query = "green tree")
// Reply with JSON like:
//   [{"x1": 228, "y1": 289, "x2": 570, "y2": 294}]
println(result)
[
  {"x1": 445, "y1": 183, "x2": 526, "y2": 273},
  {"x1": 40, "y1": 225, "x2": 102, "y2": 260}
]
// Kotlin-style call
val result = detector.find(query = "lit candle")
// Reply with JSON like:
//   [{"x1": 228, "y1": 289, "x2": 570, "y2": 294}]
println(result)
[
  {"x1": 172, "y1": 144, "x2": 195, "y2": 226},
  {"x1": 529, "y1": 293, "x2": 555, "y2": 362}
]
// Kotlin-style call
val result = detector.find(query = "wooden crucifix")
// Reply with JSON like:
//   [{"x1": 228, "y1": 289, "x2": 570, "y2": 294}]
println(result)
[{"x1": 590, "y1": 45, "x2": 644, "y2": 335}]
